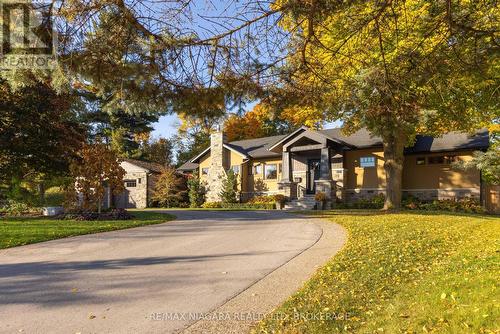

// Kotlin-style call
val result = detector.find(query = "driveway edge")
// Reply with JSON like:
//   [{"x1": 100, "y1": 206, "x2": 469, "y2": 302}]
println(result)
[{"x1": 180, "y1": 215, "x2": 347, "y2": 334}]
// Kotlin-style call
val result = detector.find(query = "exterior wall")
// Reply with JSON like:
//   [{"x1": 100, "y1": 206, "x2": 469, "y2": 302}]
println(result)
[
  {"x1": 197, "y1": 145, "x2": 247, "y2": 200},
  {"x1": 342, "y1": 149, "x2": 481, "y2": 202},
  {"x1": 343, "y1": 148, "x2": 386, "y2": 201},
  {"x1": 485, "y1": 185, "x2": 500, "y2": 214},
  {"x1": 242, "y1": 158, "x2": 283, "y2": 201},
  {"x1": 402, "y1": 151, "x2": 481, "y2": 200},
  {"x1": 196, "y1": 141, "x2": 482, "y2": 204},
  {"x1": 116, "y1": 161, "x2": 149, "y2": 208}
]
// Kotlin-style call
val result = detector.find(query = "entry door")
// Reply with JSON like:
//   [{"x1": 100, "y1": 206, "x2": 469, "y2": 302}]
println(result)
[{"x1": 306, "y1": 159, "x2": 321, "y2": 194}]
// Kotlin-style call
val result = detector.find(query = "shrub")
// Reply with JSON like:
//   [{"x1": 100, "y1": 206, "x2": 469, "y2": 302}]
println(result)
[
  {"x1": 220, "y1": 169, "x2": 238, "y2": 203},
  {"x1": 314, "y1": 192, "x2": 327, "y2": 202},
  {"x1": 200, "y1": 202, "x2": 275, "y2": 209},
  {"x1": 59, "y1": 209, "x2": 133, "y2": 221},
  {"x1": 0, "y1": 200, "x2": 42, "y2": 216},
  {"x1": 248, "y1": 195, "x2": 276, "y2": 203},
  {"x1": 403, "y1": 197, "x2": 485, "y2": 214},
  {"x1": 187, "y1": 176, "x2": 206, "y2": 208},
  {"x1": 202, "y1": 202, "x2": 223, "y2": 208},
  {"x1": 222, "y1": 203, "x2": 275, "y2": 210},
  {"x1": 273, "y1": 194, "x2": 287, "y2": 204},
  {"x1": 44, "y1": 186, "x2": 65, "y2": 206}
]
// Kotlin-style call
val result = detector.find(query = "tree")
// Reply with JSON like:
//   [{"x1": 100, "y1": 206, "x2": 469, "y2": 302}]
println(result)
[
  {"x1": 70, "y1": 142, "x2": 125, "y2": 213},
  {"x1": 456, "y1": 125, "x2": 499, "y2": 185},
  {"x1": 0, "y1": 80, "x2": 86, "y2": 199},
  {"x1": 224, "y1": 102, "x2": 293, "y2": 141},
  {"x1": 152, "y1": 167, "x2": 187, "y2": 208},
  {"x1": 220, "y1": 170, "x2": 238, "y2": 204},
  {"x1": 187, "y1": 176, "x2": 206, "y2": 208},
  {"x1": 275, "y1": 0, "x2": 499, "y2": 209},
  {"x1": 141, "y1": 137, "x2": 174, "y2": 166}
]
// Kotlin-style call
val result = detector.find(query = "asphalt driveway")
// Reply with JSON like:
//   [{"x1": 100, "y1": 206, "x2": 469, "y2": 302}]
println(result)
[{"x1": 0, "y1": 210, "x2": 323, "y2": 334}]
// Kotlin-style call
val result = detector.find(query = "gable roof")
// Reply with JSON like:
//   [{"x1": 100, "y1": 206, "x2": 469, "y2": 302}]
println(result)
[
  {"x1": 122, "y1": 158, "x2": 164, "y2": 173},
  {"x1": 176, "y1": 127, "x2": 489, "y2": 171}
]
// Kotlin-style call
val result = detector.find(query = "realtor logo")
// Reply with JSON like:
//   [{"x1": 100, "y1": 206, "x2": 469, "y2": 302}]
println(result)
[{"x1": 0, "y1": 0, "x2": 57, "y2": 69}]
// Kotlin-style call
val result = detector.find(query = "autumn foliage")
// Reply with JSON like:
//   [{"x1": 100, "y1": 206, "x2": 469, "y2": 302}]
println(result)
[{"x1": 69, "y1": 142, "x2": 126, "y2": 213}]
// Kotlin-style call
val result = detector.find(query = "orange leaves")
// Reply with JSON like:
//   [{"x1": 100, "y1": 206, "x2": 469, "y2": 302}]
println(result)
[{"x1": 69, "y1": 142, "x2": 125, "y2": 211}]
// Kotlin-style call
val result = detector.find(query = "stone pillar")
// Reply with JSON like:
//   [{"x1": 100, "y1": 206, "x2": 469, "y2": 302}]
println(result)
[
  {"x1": 278, "y1": 150, "x2": 298, "y2": 199},
  {"x1": 206, "y1": 131, "x2": 227, "y2": 202},
  {"x1": 281, "y1": 151, "x2": 292, "y2": 182},
  {"x1": 319, "y1": 147, "x2": 331, "y2": 180}
]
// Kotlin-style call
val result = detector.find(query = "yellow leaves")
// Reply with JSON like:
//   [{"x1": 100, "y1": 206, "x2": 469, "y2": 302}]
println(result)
[{"x1": 280, "y1": 105, "x2": 324, "y2": 129}]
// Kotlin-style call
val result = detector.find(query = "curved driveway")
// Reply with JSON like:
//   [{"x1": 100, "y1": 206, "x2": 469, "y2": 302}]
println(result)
[{"x1": 0, "y1": 210, "x2": 324, "y2": 334}]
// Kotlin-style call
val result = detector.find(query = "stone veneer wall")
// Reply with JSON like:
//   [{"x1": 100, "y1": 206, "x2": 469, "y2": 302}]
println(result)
[
  {"x1": 344, "y1": 188, "x2": 480, "y2": 202},
  {"x1": 123, "y1": 171, "x2": 148, "y2": 208},
  {"x1": 205, "y1": 132, "x2": 227, "y2": 202}
]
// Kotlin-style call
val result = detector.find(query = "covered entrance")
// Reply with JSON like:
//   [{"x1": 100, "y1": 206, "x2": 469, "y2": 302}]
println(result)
[
  {"x1": 269, "y1": 126, "x2": 351, "y2": 200},
  {"x1": 306, "y1": 159, "x2": 321, "y2": 194}
]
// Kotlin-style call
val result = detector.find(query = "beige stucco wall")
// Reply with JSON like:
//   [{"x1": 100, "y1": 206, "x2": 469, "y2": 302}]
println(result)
[
  {"x1": 402, "y1": 151, "x2": 480, "y2": 190},
  {"x1": 344, "y1": 148, "x2": 386, "y2": 189},
  {"x1": 247, "y1": 158, "x2": 283, "y2": 194}
]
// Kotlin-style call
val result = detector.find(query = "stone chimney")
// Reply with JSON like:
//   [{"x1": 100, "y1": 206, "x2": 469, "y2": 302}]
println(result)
[{"x1": 205, "y1": 131, "x2": 227, "y2": 202}]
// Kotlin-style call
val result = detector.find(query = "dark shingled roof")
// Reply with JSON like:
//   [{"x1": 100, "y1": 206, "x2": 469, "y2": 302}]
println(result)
[
  {"x1": 176, "y1": 128, "x2": 489, "y2": 171},
  {"x1": 405, "y1": 130, "x2": 490, "y2": 153},
  {"x1": 176, "y1": 161, "x2": 199, "y2": 171},
  {"x1": 123, "y1": 158, "x2": 164, "y2": 173}
]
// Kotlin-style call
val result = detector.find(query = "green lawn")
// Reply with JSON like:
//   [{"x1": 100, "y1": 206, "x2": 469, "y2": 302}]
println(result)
[
  {"x1": 0, "y1": 211, "x2": 175, "y2": 249},
  {"x1": 256, "y1": 210, "x2": 500, "y2": 334}
]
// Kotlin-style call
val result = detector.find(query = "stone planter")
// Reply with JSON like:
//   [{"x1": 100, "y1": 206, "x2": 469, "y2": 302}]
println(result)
[{"x1": 42, "y1": 206, "x2": 64, "y2": 216}]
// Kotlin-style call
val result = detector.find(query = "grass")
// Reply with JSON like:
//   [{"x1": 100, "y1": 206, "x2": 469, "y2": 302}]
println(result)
[
  {"x1": 255, "y1": 210, "x2": 500, "y2": 334},
  {"x1": 0, "y1": 211, "x2": 175, "y2": 249}
]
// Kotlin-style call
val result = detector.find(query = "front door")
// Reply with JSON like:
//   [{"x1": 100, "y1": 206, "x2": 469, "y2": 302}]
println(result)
[{"x1": 306, "y1": 159, "x2": 321, "y2": 194}]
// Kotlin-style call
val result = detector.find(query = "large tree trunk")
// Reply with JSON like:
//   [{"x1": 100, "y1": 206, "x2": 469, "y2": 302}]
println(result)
[{"x1": 382, "y1": 133, "x2": 406, "y2": 210}]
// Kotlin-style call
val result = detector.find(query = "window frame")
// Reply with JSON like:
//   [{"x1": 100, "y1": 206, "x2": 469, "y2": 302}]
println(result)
[
  {"x1": 416, "y1": 157, "x2": 426, "y2": 165},
  {"x1": 125, "y1": 180, "x2": 137, "y2": 188},
  {"x1": 359, "y1": 156, "x2": 376, "y2": 168},
  {"x1": 264, "y1": 163, "x2": 278, "y2": 180},
  {"x1": 254, "y1": 164, "x2": 262, "y2": 175},
  {"x1": 230, "y1": 165, "x2": 240, "y2": 175}
]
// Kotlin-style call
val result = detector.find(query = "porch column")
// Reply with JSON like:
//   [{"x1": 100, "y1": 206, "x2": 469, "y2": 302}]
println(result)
[
  {"x1": 281, "y1": 150, "x2": 293, "y2": 182},
  {"x1": 319, "y1": 147, "x2": 331, "y2": 180}
]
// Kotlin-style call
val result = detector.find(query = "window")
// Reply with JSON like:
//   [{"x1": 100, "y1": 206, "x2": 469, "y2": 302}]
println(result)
[
  {"x1": 416, "y1": 157, "x2": 426, "y2": 165},
  {"x1": 360, "y1": 156, "x2": 376, "y2": 168},
  {"x1": 278, "y1": 163, "x2": 282, "y2": 174},
  {"x1": 254, "y1": 164, "x2": 262, "y2": 175},
  {"x1": 202, "y1": 167, "x2": 209, "y2": 175},
  {"x1": 264, "y1": 164, "x2": 278, "y2": 180},
  {"x1": 428, "y1": 156, "x2": 444, "y2": 165},
  {"x1": 125, "y1": 180, "x2": 137, "y2": 188},
  {"x1": 230, "y1": 165, "x2": 240, "y2": 175},
  {"x1": 137, "y1": 178, "x2": 142, "y2": 184},
  {"x1": 331, "y1": 157, "x2": 343, "y2": 169}
]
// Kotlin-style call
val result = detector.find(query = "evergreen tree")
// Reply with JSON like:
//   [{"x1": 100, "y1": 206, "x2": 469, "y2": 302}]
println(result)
[
  {"x1": 187, "y1": 176, "x2": 206, "y2": 208},
  {"x1": 220, "y1": 170, "x2": 238, "y2": 204}
]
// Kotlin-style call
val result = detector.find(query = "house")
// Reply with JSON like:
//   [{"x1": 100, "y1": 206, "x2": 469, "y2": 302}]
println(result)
[
  {"x1": 113, "y1": 159, "x2": 164, "y2": 209},
  {"x1": 177, "y1": 127, "x2": 490, "y2": 206}
]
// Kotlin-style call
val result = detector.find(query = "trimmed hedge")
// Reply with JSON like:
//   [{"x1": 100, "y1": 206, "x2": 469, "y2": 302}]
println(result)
[{"x1": 201, "y1": 202, "x2": 275, "y2": 209}]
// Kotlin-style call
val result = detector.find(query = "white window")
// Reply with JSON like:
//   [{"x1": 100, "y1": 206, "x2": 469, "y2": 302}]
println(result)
[
  {"x1": 360, "y1": 156, "x2": 376, "y2": 168},
  {"x1": 264, "y1": 164, "x2": 278, "y2": 180},
  {"x1": 231, "y1": 165, "x2": 240, "y2": 175},
  {"x1": 125, "y1": 180, "x2": 137, "y2": 188},
  {"x1": 254, "y1": 164, "x2": 262, "y2": 175}
]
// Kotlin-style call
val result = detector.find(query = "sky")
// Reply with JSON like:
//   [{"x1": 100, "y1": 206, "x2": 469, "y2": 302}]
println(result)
[{"x1": 151, "y1": 113, "x2": 343, "y2": 139}]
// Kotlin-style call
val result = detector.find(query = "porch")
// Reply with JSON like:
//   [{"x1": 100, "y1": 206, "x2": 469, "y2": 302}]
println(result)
[{"x1": 269, "y1": 127, "x2": 351, "y2": 201}]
